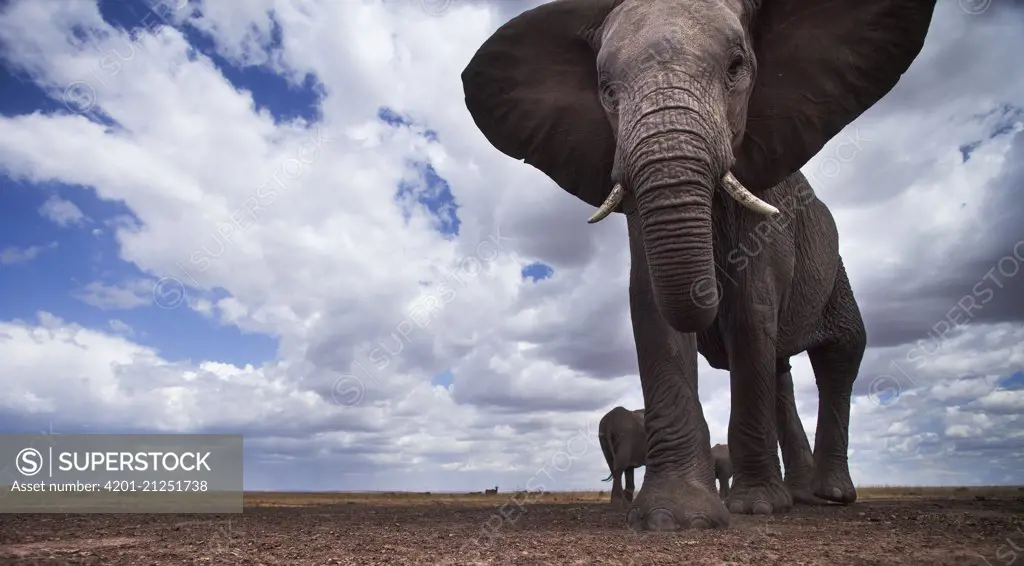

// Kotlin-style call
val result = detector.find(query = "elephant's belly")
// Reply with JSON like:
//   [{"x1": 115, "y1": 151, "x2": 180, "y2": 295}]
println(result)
[
  {"x1": 697, "y1": 316, "x2": 803, "y2": 371},
  {"x1": 697, "y1": 325, "x2": 730, "y2": 370}
]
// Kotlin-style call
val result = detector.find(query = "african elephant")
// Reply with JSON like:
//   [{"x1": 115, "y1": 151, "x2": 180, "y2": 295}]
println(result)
[
  {"x1": 462, "y1": 0, "x2": 936, "y2": 530},
  {"x1": 599, "y1": 406, "x2": 646, "y2": 506},
  {"x1": 711, "y1": 443, "x2": 731, "y2": 499}
]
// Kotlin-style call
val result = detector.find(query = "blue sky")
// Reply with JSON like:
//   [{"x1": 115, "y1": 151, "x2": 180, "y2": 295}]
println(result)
[
  {"x1": 0, "y1": 0, "x2": 1021, "y2": 492},
  {"x1": 0, "y1": 0, "x2": 312, "y2": 367},
  {"x1": 0, "y1": 0, "x2": 552, "y2": 370}
]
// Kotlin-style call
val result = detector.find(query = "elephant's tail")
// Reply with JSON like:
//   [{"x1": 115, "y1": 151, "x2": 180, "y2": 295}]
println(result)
[{"x1": 599, "y1": 430, "x2": 615, "y2": 482}]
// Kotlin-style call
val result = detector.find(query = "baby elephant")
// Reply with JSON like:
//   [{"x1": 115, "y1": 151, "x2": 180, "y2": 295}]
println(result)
[
  {"x1": 598, "y1": 406, "x2": 646, "y2": 506},
  {"x1": 711, "y1": 443, "x2": 733, "y2": 499}
]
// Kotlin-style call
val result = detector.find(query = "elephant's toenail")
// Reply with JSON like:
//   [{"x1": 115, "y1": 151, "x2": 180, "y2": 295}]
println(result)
[
  {"x1": 646, "y1": 509, "x2": 677, "y2": 531},
  {"x1": 752, "y1": 501, "x2": 772, "y2": 515},
  {"x1": 688, "y1": 515, "x2": 710, "y2": 529},
  {"x1": 728, "y1": 500, "x2": 745, "y2": 514},
  {"x1": 831, "y1": 487, "x2": 843, "y2": 501}
]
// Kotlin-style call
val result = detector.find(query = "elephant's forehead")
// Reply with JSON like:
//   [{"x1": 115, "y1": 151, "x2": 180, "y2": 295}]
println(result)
[{"x1": 601, "y1": 1, "x2": 743, "y2": 74}]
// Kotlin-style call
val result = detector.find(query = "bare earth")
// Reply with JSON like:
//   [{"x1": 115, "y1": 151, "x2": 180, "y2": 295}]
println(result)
[{"x1": 1, "y1": 488, "x2": 1022, "y2": 565}]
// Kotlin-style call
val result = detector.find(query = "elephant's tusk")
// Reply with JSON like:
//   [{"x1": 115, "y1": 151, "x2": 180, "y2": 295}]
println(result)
[
  {"x1": 587, "y1": 183, "x2": 624, "y2": 224},
  {"x1": 721, "y1": 171, "x2": 779, "y2": 216}
]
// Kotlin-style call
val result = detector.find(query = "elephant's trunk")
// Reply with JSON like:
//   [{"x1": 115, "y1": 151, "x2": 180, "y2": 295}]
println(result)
[
  {"x1": 604, "y1": 87, "x2": 777, "y2": 333},
  {"x1": 626, "y1": 122, "x2": 721, "y2": 333},
  {"x1": 638, "y1": 172, "x2": 716, "y2": 332}
]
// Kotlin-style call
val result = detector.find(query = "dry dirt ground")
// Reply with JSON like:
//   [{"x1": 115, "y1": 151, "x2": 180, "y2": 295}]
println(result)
[{"x1": 1, "y1": 487, "x2": 1022, "y2": 565}]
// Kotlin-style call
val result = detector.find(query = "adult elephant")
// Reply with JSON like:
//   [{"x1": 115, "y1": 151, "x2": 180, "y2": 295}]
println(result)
[
  {"x1": 598, "y1": 406, "x2": 646, "y2": 506},
  {"x1": 462, "y1": 0, "x2": 936, "y2": 530}
]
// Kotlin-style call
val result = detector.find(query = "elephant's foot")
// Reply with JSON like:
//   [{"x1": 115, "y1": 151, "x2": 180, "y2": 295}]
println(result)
[
  {"x1": 725, "y1": 475, "x2": 793, "y2": 515},
  {"x1": 626, "y1": 474, "x2": 730, "y2": 531},
  {"x1": 784, "y1": 470, "x2": 830, "y2": 506},
  {"x1": 786, "y1": 480, "x2": 830, "y2": 506},
  {"x1": 811, "y1": 460, "x2": 857, "y2": 504}
]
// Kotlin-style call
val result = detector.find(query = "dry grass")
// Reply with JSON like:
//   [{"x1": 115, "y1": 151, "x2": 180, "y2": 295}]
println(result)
[
  {"x1": 242, "y1": 485, "x2": 1024, "y2": 508},
  {"x1": 854, "y1": 484, "x2": 1024, "y2": 500},
  {"x1": 242, "y1": 490, "x2": 610, "y2": 508}
]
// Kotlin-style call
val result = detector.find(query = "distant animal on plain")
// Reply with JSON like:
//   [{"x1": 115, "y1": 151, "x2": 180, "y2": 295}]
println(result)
[{"x1": 598, "y1": 406, "x2": 646, "y2": 507}]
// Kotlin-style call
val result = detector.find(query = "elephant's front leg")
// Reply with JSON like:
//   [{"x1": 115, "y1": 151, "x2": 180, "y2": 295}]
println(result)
[
  {"x1": 723, "y1": 305, "x2": 793, "y2": 515},
  {"x1": 625, "y1": 215, "x2": 729, "y2": 530}
]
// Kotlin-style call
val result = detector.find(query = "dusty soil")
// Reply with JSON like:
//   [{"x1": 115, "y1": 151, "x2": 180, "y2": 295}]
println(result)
[{"x1": 1, "y1": 489, "x2": 1022, "y2": 565}]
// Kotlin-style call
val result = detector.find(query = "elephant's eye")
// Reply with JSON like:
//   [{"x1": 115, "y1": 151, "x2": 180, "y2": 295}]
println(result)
[
  {"x1": 598, "y1": 74, "x2": 621, "y2": 113},
  {"x1": 727, "y1": 54, "x2": 745, "y2": 82}
]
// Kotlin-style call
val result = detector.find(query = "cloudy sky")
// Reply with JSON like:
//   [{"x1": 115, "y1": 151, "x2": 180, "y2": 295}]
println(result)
[{"x1": 0, "y1": 0, "x2": 1021, "y2": 492}]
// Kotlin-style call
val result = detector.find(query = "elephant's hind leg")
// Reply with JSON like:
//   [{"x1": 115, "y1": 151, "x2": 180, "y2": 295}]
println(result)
[
  {"x1": 610, "y1": 471, "x2": 628, "y2": 507},
  {"x1": 717, "y1": 470, "x2": 729, "y2": 499},
  {"x1": 776, "y1": 361, "x2": 828, "y2": 505},
  {"x1": 624, "y1": 215, "x2": 729, "y2": 531},
  {"x1": 806, "y1": 259, "x2": 865, "y2": 504}
]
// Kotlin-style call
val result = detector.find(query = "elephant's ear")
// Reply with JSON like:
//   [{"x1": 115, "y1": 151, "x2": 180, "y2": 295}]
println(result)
[
  {"x1": 461, "y1": 0, "x2": 623, "y2": 211},
  {"x1": 734, "y1": 0, "x2": 938, "y2": 192}
]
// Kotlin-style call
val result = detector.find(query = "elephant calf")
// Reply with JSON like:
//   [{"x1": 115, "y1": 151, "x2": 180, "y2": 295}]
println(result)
[{"x1": 598, "y1": 406, "x2": 646, "y2": 506}]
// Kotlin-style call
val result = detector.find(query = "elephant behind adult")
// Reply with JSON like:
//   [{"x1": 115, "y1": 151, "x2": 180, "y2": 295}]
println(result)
[
  {"x1": 462, "y1": 0, "x2": 937, "y2": 530},
  {"x1": 598, "y1": 381, "x2": 821, "y2": 506},
  {"x1": 599, "y1": 406, "x2": 646, "y2": 506},
  {"x1": 711, "y1": 443, "x2": 732, "y2": 499}
]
